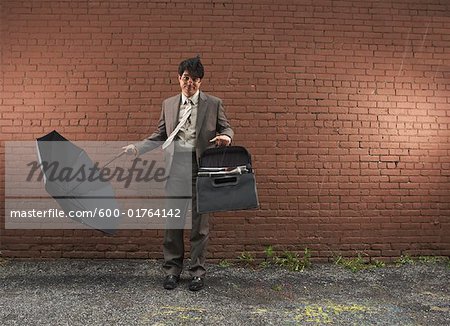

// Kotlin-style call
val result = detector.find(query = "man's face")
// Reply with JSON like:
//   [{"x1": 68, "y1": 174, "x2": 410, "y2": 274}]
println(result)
[{"x1": 179, "y1": 70, "x2": 201, "y2": 97}]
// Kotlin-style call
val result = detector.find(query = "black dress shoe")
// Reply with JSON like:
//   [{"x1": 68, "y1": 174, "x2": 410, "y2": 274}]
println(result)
[
  {"x1": 163, "y1": 275, "x2": 179, "y2": 290},
  {"x1": 188, "y1": 276, "x2": 204, "y2": 291}
]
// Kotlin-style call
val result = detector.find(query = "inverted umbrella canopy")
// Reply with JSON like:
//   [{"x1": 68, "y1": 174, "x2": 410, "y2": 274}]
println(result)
[{"x1": 36, "y1": 130, "x2": 120, "y2": 234}]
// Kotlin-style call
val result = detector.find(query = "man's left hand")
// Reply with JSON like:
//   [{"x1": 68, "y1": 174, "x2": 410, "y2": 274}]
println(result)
[{"x1": 210, "y1": 135, "x2": 231, "y2": 147}]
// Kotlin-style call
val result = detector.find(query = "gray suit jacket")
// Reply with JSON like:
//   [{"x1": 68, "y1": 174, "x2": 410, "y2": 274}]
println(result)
[{"x1": 135, "y1": 91, "x2": 234, "y2": 166}]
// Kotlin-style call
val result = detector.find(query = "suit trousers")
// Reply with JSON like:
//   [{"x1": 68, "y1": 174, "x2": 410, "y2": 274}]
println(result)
[{"x1": 162, "y1": 150, "x2": 209, "y2": 278}]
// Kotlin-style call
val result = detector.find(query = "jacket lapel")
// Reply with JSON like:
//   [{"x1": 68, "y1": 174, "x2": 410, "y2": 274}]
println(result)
[
  {"x1": 167, "y1": 94, "x2": 181, "y2": 134},
  {"x1": 196, "y1": 91, "x2": 207, "y2": 135}
]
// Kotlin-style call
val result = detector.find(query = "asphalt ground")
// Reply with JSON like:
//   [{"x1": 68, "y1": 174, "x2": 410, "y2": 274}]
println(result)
[{"x1": 0, "y1": 258, "x2": 449, "y2": 325}]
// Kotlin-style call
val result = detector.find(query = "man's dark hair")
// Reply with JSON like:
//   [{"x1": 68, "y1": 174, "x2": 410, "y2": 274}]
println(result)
[{"x1": 178, "y1": 56, "x2": 204, "y2": 79}]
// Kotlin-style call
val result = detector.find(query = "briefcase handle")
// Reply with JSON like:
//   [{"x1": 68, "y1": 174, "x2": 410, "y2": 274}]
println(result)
[{"x1": 211, "y1": 175, "x2": 239, "y2": 187}]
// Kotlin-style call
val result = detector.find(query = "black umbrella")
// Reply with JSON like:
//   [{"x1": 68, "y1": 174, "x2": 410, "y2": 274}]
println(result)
[{"x1": 36, "y1": 130, "x2": 123, "y2": 234}]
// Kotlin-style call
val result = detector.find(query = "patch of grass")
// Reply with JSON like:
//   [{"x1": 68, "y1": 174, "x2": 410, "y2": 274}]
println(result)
[
  {"x1": 218, "y1": 259, "x2": 232, "y2": 268},
  {"x1": 238, "y1": 252, "x2": 255, "y2": 265},
  {"x1": 271, "y1": 284, "x2": 283, "y2": 291},
  {"x1": 417, "y1": 256, "x2": 447, "y2": 264},
  {"x1": 334, "y1": 253, "x2": 385, "y2": 272},
  {"x1": 274, "y1": 248, "x2": 312, "y2": 272},
  {"x1": 259, "y1": 245, "x2": 275, "y2": 268},
  {"x1": 394, "y1": 255, "x2": 450, "y2": 266},
  {"x1": 264, "y1": 245, "x2": 275, "y2": 259},
  {"x1": 334, "y1": 254, "x2": 367, "y2": 272},
  {"x1": 260, "y1": 246, "x2": 312, "y2": 272},
  {"x1": 372, "y1": 259, "x2": 386, "y2": 268},
  {"x1": 259, "y1": 261, "x2": 271, "y2": 268},
  {"x1": 394, "y1": 254, "x2": 415, "y2": 266}
]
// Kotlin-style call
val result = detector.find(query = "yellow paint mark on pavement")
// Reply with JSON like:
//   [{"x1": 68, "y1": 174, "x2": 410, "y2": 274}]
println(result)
[
  {"x1": 289, "y1": 302, "x2": 372, "y2": 324},
  {"x1": 301, "y1": 305, "x2": 332, "y2": 324},
  {"x1": 430, "y1": 306, "x2": 449, "y2": 312}
]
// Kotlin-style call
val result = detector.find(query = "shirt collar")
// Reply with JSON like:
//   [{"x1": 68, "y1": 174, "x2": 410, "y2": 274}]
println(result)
[{"x1": 181, "y1": 90, "x2": 200, "y2": 106}]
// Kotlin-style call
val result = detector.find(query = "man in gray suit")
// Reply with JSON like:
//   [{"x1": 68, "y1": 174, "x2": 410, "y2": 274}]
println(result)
[{"x1": 123, "y1": 56, "x2": 233, "y2": 291}]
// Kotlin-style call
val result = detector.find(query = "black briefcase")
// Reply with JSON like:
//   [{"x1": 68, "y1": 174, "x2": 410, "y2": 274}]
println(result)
[{"x1": 196, "y1": 146, "x2": 259, "y2": 214}]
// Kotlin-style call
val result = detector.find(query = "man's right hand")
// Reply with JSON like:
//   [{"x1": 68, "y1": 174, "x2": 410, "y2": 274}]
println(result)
[{"x1": 122, "y1": 144, "x2": 138, "y2": 157}]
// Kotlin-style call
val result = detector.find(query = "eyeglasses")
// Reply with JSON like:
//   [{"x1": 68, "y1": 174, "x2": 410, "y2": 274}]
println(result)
[{"x1": 180, "y1": 74, "x2": 201, "y2": 83}]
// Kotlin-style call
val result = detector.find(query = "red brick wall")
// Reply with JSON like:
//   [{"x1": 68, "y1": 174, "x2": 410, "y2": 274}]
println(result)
[{"x1": 1, "y1": 0, "x2": 449, "y2": 261}]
